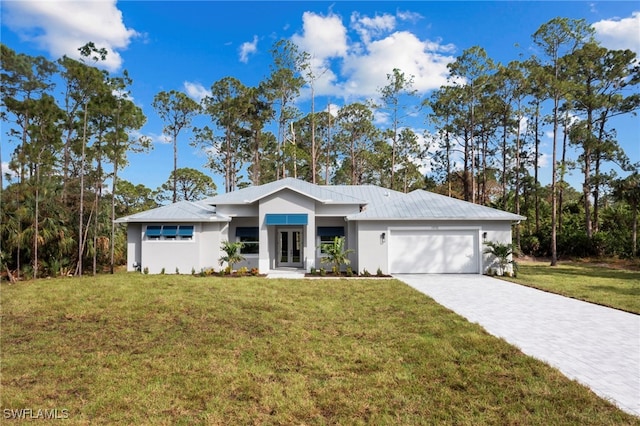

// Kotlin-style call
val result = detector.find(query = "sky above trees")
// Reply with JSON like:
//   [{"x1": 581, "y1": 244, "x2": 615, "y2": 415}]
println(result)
[{"x1": 1, "y1": 1, "x2": 638, "y2": 192}]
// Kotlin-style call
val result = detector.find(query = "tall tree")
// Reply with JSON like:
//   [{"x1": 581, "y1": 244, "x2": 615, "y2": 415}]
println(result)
[
  {"x1": 263, "y1": 39, "x2": 306, "y2": 180},
  {"x1": 199, "y1": 77, "x2": 252, "y2": 192},
  {"x1": 565, "y1": 42, "x2": 640, "y2": 238},
  {"x1": 446, "y1": 47, "x2": 495, "y2": 202},
  {"x1": 152, "y1": 90, "x2": 200, "y2": 202},
  {"x1": 106, "y1": 72, "x2": 150, "y2": 273},
  {"x1": 333, "y1": 102, "x2": 378, "y2": 185},
  {"x1": 378, "y1": 68, "x2": 418, "y2": 191},
  {"x1": 156, "y1": 168, "x2": 217, "y2": 203},
  {"x1": 532, "y1": 17, "x2": 594, "y2": 266}
]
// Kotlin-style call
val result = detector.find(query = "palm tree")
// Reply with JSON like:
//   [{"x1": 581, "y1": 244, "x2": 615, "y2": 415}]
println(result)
[
  {"x1": 483, "y1": 241, "x2": 515, "y2": 276},
  {"x1": 320, "y1": 237, "x2": 354, "y2": 274},
  {"x1": 218, "y1": 240, "x2": 245, "y2": 273}
]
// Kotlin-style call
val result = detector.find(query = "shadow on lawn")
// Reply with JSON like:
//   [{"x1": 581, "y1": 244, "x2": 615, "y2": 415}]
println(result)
[
  {"x1": 587, "y1": 285, "x2": 640, "y2": 297},
  {"x1": 524, "y1": 265, "x2": 640, "y2": 281}
]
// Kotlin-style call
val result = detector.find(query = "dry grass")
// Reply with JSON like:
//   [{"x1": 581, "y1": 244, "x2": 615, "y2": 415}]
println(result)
[{"x1": 2, "y1": 274, "x2": 638, "y2": 425}]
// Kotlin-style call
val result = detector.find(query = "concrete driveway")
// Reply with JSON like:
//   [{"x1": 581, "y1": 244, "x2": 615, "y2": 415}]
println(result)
[{"x1": 394, "y1": 274, "x2": 640, "y2": 417}]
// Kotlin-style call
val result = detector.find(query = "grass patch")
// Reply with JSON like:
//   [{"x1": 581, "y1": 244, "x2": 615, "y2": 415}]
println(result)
[
  {"x1": 503, "y1": 261, "x2": 640, "y2": 314},
  {"x1": 2, "y1": 274, "x2": 638, "y2": 424}
]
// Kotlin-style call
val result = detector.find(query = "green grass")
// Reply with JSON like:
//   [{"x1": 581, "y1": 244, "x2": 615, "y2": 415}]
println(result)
[
  {"x1": 503, "y1": 261, "x2": 640, "y2": 314},
  {"x1": 2, "y1": 274, "x2": 638, "y2": 425}
]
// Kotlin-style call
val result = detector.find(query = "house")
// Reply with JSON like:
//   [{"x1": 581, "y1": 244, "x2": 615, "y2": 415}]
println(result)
[{"x1": 115, "y1": 178, "x2": 525, "y2": 275}]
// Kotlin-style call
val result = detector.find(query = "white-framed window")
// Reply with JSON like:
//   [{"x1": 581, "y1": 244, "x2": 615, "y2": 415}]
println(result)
[
  {"x1": 236, "y1": 227, "x2": 259, "y2": 254},
  {"x1": 145, "y1": 225, "x2": 194, "y2": 241},
  {"x1": 317, "y1": 226, "x2": 345, "y2": 254}
]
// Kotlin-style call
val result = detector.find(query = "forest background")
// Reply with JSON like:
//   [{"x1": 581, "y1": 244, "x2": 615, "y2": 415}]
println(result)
[{"x1": 1, "y1": 2, "x2": 639, "y2": 278}]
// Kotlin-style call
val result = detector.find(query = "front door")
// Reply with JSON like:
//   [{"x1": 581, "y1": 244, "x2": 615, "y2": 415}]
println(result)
[{"x1": 278, "y1": 228, "x2": 303, "y2": 268}]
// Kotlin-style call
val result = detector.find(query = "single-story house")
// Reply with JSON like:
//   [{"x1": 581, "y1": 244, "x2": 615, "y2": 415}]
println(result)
[{"x1": 115, "y1": 177, "x2": 525, "y2": 275}]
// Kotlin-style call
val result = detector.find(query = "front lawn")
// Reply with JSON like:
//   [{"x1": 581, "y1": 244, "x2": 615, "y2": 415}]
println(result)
[
  {"x1": 2, "y1": 275, "x2": 637, "y2": 424},
  {"x1": 503, "y1": 261, "x2": 640, "y2": 314}
]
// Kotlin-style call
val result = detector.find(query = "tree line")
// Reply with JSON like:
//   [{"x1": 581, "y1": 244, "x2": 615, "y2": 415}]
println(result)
[{"x1": 1, "y1": 17, "x2": 639, "y2": 279}]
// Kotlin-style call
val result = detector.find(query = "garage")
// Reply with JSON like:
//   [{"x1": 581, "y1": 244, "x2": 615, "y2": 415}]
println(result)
[{"x1": 389, "y1": 229, "x2": 480, "y2": 274}]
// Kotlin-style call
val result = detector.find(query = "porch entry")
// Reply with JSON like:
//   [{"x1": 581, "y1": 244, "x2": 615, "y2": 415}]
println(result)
[
  {"x1": 277, "y1": 228, "x2": 303, "y2": 268},
  {"x1": 264, "y1": 213, "x2": 308, "y2": 269}
]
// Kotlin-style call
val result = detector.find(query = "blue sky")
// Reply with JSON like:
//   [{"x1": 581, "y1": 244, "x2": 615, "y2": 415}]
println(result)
[{"x1": 1, "y1": 1, "x2": 639, "y2": 195}]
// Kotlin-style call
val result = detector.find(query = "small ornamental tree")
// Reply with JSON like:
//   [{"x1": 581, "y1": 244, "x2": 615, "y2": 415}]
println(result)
[
  {"x1": 219, "y1": 240, "x2": 245, "y2": 273},
  {"x1": 320, "y1": 237, "x2": 354, "y2": 275},
  {"x1": 483, "y1": 241, "x2": 514, "y2": 276}
]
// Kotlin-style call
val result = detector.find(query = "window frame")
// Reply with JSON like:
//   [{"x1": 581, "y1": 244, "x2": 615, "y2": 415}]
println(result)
[
  {"x1": 317, "y1": 227, "x2": 345, "y2": 255},
  {"x1": 145, "y1": 225, "x2": 195, "y2": 241},
  {"x1": 235, "y1": 227, "x2": 259, "y2": 255}
]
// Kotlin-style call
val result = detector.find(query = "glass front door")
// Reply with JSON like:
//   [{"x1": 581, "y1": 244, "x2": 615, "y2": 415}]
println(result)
[{"x1": 278, "y1": 228, "x2": 303, "y2": 268}]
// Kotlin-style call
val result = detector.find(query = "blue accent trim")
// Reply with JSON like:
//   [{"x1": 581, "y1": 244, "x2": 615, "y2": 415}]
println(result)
[
  {"x1": 146, "y1": 225, "x2": 161, "y2": 237},
  {"x1": 317, "y1": 226, "x2": 345, "y2": 237},
  {"x1": 235, "y1": 227, "x2": 259, "y2": 237},
  {"x1": 265, "y1": 213, "x2": 308, "y2": 225},
  {"x1": 178, "y1": 226, "x2": 194, "y2": 237},
  {"x1": 162, "y1": 225, "x2": 178, "y2": 236}
]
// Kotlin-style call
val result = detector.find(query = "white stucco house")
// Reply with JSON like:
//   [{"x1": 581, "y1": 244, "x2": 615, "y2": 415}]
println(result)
[{"x1": 115, "y1": 178, "x2": 525, "y2": 275}]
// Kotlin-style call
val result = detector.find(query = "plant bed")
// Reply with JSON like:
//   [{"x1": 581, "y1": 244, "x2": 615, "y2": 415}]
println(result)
[{"x1": 305, "y1": 272, "x2": 393, "y2": 278}]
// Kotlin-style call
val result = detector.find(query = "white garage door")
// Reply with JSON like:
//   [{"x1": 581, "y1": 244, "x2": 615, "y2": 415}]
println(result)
[{"x1": 389, "y1": 229, "x2": 479, "y2": 274}]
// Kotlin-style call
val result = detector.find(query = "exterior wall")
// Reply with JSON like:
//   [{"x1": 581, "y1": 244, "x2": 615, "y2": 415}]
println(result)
[
  {"x1": 126, "y1": 223, "x2": 142, "y2": 271},
  {"x1": 315, "y1": 203, "x2": 360, "y2": 216},
  {"x1": 355, "y1": 220, "x2": 514, "y2": 275},
  {"x1": 199, "y1": 222, "x2": 223, "y2": 272},
  {"x1": 139, "y1": 222, "x2": 225, "y2": 274},
  {"x1": 216, "y1": 204, "x2": 258, "y2": 217},
  {"x1": 259, "y1": 189, "x2": 316, "y2": 272}
]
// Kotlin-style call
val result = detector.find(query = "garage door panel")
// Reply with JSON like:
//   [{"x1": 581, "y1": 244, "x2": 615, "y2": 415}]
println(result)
[{"x1": 389, "y1": 230, "x2": 479, "y2": 274}]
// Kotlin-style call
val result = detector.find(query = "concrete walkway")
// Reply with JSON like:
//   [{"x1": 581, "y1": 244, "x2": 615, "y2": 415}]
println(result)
[{"x1": 394, "y1": 274, "x2": 640, "y2": 417}]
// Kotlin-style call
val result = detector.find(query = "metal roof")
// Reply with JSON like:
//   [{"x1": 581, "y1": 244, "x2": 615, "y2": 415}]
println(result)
[
  {"x1": 117, "y1": 180, "x2": 526, "y2": 223},
  {"x1": 346, "y1": 190, "x2": 527, "y2": 221},
  {"x1": 200, "y1": 177, "x2": 366, "y2": 205},
  {"x1": 115, "y1": 201, "x2": 230, "y2": 223}
]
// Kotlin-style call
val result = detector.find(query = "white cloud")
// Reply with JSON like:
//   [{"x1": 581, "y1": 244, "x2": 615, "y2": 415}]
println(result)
[
  {"x1": 593, "y1": 11, "x2": 640, "y2": 55},
  {"x1": 293, "y1": 12, "x2": 348, "y2": 60},
  {"x1": 291, "y1": 10, "x2": 456, "y2": 101},
  {"x1": 183, "y1": 81, "x2": 210, "y2": 103},
  {"x1": 341, "y1": 30, "x2": 454, "y2": 98},
  {"x1": 239, "y1": 35, "x2": 259, "y2": 63},
  {"x1": 350, "y1": 12, "x2": 396, "y2": 45},
  {"x1": 3, "y1": 0, "x2": 138, "y2": 72}
]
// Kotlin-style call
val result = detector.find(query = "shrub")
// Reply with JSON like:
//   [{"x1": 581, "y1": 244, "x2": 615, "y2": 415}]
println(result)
[
  {"x1": 143, "y1": 267, "x2": 149, "y2": 275},
  {"x1": 310, "y1": 267, "x2": 316, "y2": 275},
  {"x1": 219, "y1": 240, "x2": 245, "y2": 272},
  {"x1": 320, "y1": 237, "x2": 354, "y2": 274},
  {"x1": 250, "y1": 267, "x2": 259, "y2": 276},
  {"x1": 346, "y1": 266, "x2": 353, "y2": 277},
  {"x1": 160, "y1": 267, "x2": 165, "y2": 275},
  {"x1": 362, "y1": 268, "x2": 371, "y2": 277},
  {"x1": 237, "y1": 266, "x2": 249, "y2": 275},
  {"x1": 376, "y1": 267, "x2": 384, "y2": 277},
  {"x1": 319, "y1": 268, "x2": 326, "y2": 276}
]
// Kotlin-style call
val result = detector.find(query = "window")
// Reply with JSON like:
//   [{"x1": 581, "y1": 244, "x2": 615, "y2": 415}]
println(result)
[
  {"x1": 318, "y1": 227, "x2": 345, "y2": 254},
  {"x1": 236, "y1": 227, "x2": 259, "y2": 254},
  {"x1": 145, "y1": 225, "x2": 194, "y2": 241}
]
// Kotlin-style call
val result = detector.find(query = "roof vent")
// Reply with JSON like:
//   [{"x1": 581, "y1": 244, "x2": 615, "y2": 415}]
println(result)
[{"x1": 384, "y1": 191, "x2": 390, "y2": 197}]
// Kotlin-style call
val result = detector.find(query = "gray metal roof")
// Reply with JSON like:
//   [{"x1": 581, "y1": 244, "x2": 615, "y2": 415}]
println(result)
[
  {"x1": 118, "y1": 180, "x2": 525, "y2": 223},
  {"x1": 321, "y1": 185, "x2": 405, "y2": 206},
  {"x1": 201, "y1": 177, "x2": 366, "y2": 205},
  {"x1": 346, "y1": 190, "x2": 527, "y2": 221},
  {"x1": 115, "y1": 201, "x2": 230, "y2": 223}
]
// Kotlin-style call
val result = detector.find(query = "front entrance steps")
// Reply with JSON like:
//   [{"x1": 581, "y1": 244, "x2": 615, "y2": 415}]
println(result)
[{"x1": 266, "y1": 269, "x2": 306, "y2": 279}]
